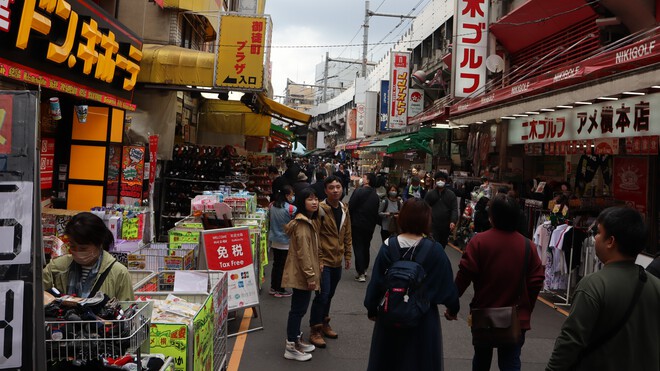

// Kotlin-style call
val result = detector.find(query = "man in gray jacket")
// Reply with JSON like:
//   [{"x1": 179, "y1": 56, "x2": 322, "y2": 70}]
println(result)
[{"x1": 546, "y1": 207, "x2": 660, "y2": 371}]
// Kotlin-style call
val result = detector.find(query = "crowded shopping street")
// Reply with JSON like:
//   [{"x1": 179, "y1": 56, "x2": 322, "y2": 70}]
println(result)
[{"x1": 1, "y1": 0, "x2": 659, "y2": 370}]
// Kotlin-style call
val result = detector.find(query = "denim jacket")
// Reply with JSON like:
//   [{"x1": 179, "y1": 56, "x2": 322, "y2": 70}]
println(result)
[{"x1": 269, "y1": 202, "x2": 296, "y2": 245}]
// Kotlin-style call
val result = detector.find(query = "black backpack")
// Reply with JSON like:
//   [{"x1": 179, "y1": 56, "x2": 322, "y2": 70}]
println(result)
[{"x1": 377, "y1": 237, "x2": 432, "y2": 328}]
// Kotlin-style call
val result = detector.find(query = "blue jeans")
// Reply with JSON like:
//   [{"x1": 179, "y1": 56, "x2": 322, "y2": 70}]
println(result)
[
  {"x1": 309, "y1": 266, "x2": 342, "y2": 325},
  {"x1": 472, "y1": 331, "x2": 526, "y2": 371},
  {"x1": 286, "y1": 288, "x2": 312, "y2": 341}
]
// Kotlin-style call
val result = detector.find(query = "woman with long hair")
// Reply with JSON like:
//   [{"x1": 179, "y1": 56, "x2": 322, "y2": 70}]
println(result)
[
  {"x1": 364, "y1": 198, "x2": 459, "y2": 370},
  {"x1": 268, "y1": 185, "x2": 296, "y2": 297},
  {"x1": 379, "y1": 184, "x2": 402, "y2": 243},
  {"x1": 282, "y1": 188, "x2": 320, "y2": 361}
]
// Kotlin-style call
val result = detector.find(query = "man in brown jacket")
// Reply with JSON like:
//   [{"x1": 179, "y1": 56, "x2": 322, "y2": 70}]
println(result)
[{"x1": 309, "y1": 175, "x2": 352, "y2": 348}]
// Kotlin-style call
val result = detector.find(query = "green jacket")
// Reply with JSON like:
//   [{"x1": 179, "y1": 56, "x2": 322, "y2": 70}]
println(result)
[
  {"x1": 43, "y1": 250, "x2": 135, "y2": 301},
  {"x1": 316, "y1": 200, "x2": 352, "y2": 268},
  {"x1": 546, "y1": 261, "x2": 660, "y2": 371}
]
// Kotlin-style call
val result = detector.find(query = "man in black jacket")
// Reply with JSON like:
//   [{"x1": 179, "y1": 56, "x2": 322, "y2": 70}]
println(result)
[
  {"x1": 311, "y1": 171, "x2": 328, "y2": 202},
  {"x1": 348, "y1": 173, "x2": 380, "y2": 282},
  {"x1": 424, "y1": 171, "x2": 458, "y2": 248}
]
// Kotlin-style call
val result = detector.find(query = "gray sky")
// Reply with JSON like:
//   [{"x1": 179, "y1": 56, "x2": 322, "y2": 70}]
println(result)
[{"x1": 264, "y1": 0, "x2": 429, "y2": 98}]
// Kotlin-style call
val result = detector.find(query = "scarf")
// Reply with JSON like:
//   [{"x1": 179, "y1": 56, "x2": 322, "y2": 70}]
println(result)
[{"x1": 66, "y1": 252, "x2": 103, "y2": 298}]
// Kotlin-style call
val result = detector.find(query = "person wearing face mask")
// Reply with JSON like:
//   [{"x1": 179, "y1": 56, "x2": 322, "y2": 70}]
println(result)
[
  {"x1": 43, "y1": 212, "x2": 134, "y2": 301},
  {"x1": 424, "y1": 171, "x2": 459, "y2": 249},
  {"x1": 379, "y1": 185, "x2": 403, "y2": 243},
  {"x1": 268, "y1": 185, "x2": 297, "y2": 297}
]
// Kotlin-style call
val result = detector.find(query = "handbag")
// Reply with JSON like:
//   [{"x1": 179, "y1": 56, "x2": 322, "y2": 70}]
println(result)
[{"x1": 470, "y1": 239, "x2": 530, "y2": 347}]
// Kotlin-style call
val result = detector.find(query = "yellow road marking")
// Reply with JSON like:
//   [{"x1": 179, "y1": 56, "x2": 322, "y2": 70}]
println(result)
[{"x1": 227, "y1": 308, "x2": 254, "y2": 371}]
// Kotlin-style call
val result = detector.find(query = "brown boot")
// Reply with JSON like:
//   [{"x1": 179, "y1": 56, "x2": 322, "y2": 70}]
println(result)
[
  {"x1": 322, "y1": 317, "x2": 338, "y2": 339},
  {"x1": 309, "y1": 324, "x2": 326, "y2": 348}
]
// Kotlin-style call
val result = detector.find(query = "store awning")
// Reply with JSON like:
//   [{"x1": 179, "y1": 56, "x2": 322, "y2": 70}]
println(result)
[
  {"x1": 256, "y1": 93, "x2": 311, "y2": 125},
  {"x1": 198, "y1": 100, "x2": 270, "y2": 136},
  {"x1": 386, "y1": 134, "x2": 432, "y2": 155},
  {"x1": 137, "y1": 44, "x2": 215, "y2": 87},
  {"x1": 490, "y1": 0, "x2": 596, "y2": 53},
  {"x1": 364, "y1": 135, "x2": 409, "y2": 148},
  {"x1": 270, "y1": 123, "x2": 295, "y2": 142}
]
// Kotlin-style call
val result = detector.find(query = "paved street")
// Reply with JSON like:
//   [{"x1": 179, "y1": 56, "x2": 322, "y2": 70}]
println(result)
[{"x1": 226, "y1": 220, "x2": 568, "y2": 371}]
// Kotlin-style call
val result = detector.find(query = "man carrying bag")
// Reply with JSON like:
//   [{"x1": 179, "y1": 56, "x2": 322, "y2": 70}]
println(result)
[{"x1": 445, "y1": 194, "x2": 544, "y2": 371}]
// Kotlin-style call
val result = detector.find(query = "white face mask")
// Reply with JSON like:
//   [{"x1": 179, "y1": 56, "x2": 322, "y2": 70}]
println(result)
[
  {"x1": 71, "y1": 248, "x2": 100, "y2": 266},
  {"x1": 436, "y1": 181, "x2": 446, "y2": 188}
]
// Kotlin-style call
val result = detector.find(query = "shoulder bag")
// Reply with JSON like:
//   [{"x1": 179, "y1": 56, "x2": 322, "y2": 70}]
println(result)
[{"x1": 470, "y1": 239, "x2": 530, "y2": 347}]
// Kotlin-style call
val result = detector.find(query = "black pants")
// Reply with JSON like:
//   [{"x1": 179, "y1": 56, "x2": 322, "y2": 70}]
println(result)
[
  {"x1": 353, "y1": 226, "x2": 374, "y2": 275},
  {"x1": 380, "y1": 228, "x2": 392, "y2": 244},
  {"x1": 432, "y1": 230, "x2": 449, "y2": 249},
  {"x1": 287, "y1": 289, "x2": 312, "y2": 341},
  {"x1": 270, "y1": 248, "x2": 288, "y2": 292},
  {"x1": 309, "y1": 266, "x2": 342, "y2": 325}
]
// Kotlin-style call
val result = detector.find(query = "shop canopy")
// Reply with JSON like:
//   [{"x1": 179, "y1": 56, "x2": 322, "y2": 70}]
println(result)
[
  {"x1": 364, "y1": 135, "x2": 410, "y2": 149},
  {"x1": 270, "y1": 123, "x2": 295, "y2": 142},
  {"x1": 384, "y1": 127, "x2": 442, "y2": 155},
  {"x1": 138, "y1": 44, "x2": 216, "y2": 86},
  {"x1": 254, "y1": 93, "x2": 311, "y2": 125},
  {"x1": 198, "y1": 100, "x2": 270, "y2": 137}
]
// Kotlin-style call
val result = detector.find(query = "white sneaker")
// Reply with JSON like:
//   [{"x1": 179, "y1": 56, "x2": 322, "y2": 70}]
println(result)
[
  {"x1": 284, "y1": 340, "x2": 312, "y2": 361},
  {"x1": 356, "y1": 274, "x2": 366, "y2": 282},
  {"x1": 297, "y1": 333, "x2": 315, "y2": 353}
]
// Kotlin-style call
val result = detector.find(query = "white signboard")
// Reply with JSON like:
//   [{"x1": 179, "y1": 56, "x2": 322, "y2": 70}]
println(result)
[
  {"x1": 364, "y1": 91, "x2": 378, "y2": 136},
  {"x1": 408, "y1": 88, "x2": 425, "y2": 119},
  {"x1": 508, "y1": 94, "x2": 659, "y2": 144},
  {"x1": 389, "y1": 51, "x2": 411, "y2": 129},
  {"x1": 454, "y1": 0, "x2": 489, "y2": 98},
  {"x1": 356, "y1": 103, "x2": 366, "y2": 139}
]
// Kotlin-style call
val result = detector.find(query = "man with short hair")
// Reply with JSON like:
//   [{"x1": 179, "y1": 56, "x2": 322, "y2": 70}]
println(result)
[
  {"x1": 309, "y1": 175, "x2": 352, "y2": 348},
  {"x1": 424, "y1": 171, "x2": 458, "y2": 248},
  {"x1": 546, "y1": 207, "x2": 660, "y2": 371},
  {"x1": 348, "y1": 173, "x2": 380, "y2": 282},
  {"x1": 311, "y1": 171, "x2": 327, "y2": 202}
]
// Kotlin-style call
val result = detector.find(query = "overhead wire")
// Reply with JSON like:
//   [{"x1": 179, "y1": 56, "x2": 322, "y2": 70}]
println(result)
[{"x1": 367, "y1": 0, "x2": 427, "y2": 58}]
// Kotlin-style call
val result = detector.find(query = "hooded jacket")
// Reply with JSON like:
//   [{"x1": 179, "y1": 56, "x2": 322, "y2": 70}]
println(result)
[
  {"x1": 43, "y1": 250, "x2": 134, "y2": 301},
  {"x1": 316, "y1": 200, "x2": 352, "y2": 267},
  {"x1": 282, "y1": 213, "x2": 321, "y2": 290}
]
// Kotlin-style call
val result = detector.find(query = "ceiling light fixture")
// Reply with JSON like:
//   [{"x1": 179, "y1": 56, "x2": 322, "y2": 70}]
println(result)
[
  {"x1": 525, "y1": 111, "x2": 540, "y2": 115},
  {"x1": 513, "y1": 114, "x2": 528, "y2": 117},
  {"x1": 500, "y1": 116, "x2": 516, "y2": 120},
  {"x1": 540, "y1": 108, "x2": 555, "y2": 112},
  {"x1": 598, "y1": 96, "x2": 618, "y2": 100},
  {"x1": 622, "y1": 91, "x2": 645, "y2": 96},
  {"x1": 652, "y1": 86, "x2": 660, "y2": 89},
  {"x1": 556, "y1": 105, "x2": 573, "y2": 109},
  {"x1": 575, "y1": 101, "x2": 592, "y2": 105}
]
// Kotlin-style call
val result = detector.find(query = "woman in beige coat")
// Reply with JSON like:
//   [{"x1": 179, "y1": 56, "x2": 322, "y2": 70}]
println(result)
[{"x1": 282, "y1": 187, "x2": 321, "y2": 361}]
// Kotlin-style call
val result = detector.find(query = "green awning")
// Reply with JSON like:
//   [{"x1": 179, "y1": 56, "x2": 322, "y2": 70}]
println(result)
[
  {"x1": 364, "y1": 135, "x2": 409, "y2": 148},
  {"x1": 386, "y1": 133, "x2": 432, "y2": 154},
  {"x1": 270, "y1": 123, "x2": 295, "y2": 141}
]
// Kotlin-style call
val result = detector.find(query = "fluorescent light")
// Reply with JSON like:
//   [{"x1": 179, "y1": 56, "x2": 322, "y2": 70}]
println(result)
[
  {"x1": 623, "y1": 91, "x2": 645, "y2": 96},
  {"x1": 597, "y1": 96, "x2": 618, "y2": 100},
  {"x1": 556, "y1": 105, "x2": 573, "y2": 109},
  {"x1": 540, "y1": 108, "x2": 555, "y2": 112},
  {"x1": 652, "y1": 86, "x2": 660, "y2": 89},
  {"x1": 575, "y1": 101, "x2": 592, "y2": 105},
  {"x1": 525, "y1": 111, "x2": 540, "y2": 115},
  {"x1": 458, "y1": 124, "x2": 469, "y2": 128},
  {"x1": 513, "y1": 114, "x2": 528, "y2": 117},
  {"x1": 405, "y1": 137, "x2": 411, "y2": 141},
  {"x1": 500, "y1": 116, "x2": 516, "y2": 120}
]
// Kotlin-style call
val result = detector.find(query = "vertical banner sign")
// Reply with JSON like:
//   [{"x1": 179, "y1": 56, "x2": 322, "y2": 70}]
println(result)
[
  {"x1": 389, "y1": 52, "x2": 410, "y2": 129},
  {"x1": 147, "y1": 135, "x2": 159, "y2": 197},
  {"x1": 454, "y1": 0, "x2": 489, "y2": 98},
  {"x1": 613, "y1": 157, "x2": 648, "y2": 214},
  {"x1": 356, "y1": 103, "x2": 366, "y2": 139},
  {"x1": 39, "y1": 138, "x2": 55, "y2": 190},
  {"x1": 216, "y1": 15, "x2": 268, "y2": 89},
  {"x1": 120, "y1": 145, "x2": 145, "y2": 206},
  {"x1": 379, "y1": 80, "x2": 389, "y2": 132},
  {"x1": 202, "y1": 227, "x2": 259, "y2": 310},
  {"x1": 346, "y1": 108, "x2": 357, "y2": 140},
  {"x1": 407, "y1": 88, "x2": 424, "y2": 120}
]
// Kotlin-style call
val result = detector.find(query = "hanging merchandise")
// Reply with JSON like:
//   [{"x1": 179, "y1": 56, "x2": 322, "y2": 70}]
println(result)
[
  {"x1": 74, "y1": 105, "x2": 88, "y2": 123},
  {"x1": 49, "y1": 97, "x2": 62, "y2": 120}
]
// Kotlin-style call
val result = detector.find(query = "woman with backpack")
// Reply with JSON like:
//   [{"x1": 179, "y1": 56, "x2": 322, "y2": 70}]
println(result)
[
  {"x1": 282, "y1": 187, "x2": 321, "y2": 361},
  {"x1": 379, "y1": 184, "x2": 402, "y2": 243},
  {"x1": 268, "y1": 185, "x2": 296, "y2": 298},
  {"x1": 364, "y1": 198, "x2": 460, "y2": 371}
]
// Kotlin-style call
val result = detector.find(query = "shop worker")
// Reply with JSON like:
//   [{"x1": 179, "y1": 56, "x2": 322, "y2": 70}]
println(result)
[
  {"x1": 43, "y1": 212, "x2": 134, "y2": 301},
  {"x1": 308, "y1": 175, "x2": 353, "y2": 348},
  {"x1": 424, "y1": 171, "x2": 458, "y2": 248},
  {"x1": 546, "y1": 207, "x2": 660, "y2": 371},
  {"x1": 349, "y1": 173, "x2": 380, "y2": 282}
]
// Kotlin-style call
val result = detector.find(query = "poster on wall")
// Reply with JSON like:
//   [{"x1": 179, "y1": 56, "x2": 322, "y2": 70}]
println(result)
[
  {"x1": 612, "y1": 157, "x2": 648, "y2": 214},
  {"x1": 202, "y1": 227, "x2": 259, "y2": 310},
  {"x1": 120, "y1": 145, "x2": 145, "y2": 205},
  {"x1": 40, "y1": 138, "x2": 55, "y2": 190}
]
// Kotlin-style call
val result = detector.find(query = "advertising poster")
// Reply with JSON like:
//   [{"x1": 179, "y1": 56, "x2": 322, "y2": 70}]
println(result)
[
  {"x1": 193, "y1": 295, "x2": 214, "y2": 371},
  {"x1": 150, "y1": 323, "x2": 188, "y2": 371},
  {"x1": 40, "y1": 138, "x2": 55, "y2": 189},
  {"x1": 346, "y1": 108, "x2": 357, "y2": 140},
  {"x1": 389, "y1": 51, "x2": 410, "y2": 129},
  {"x1": 202, "y1": 227, "x2": 259, "y2": 310},
  {"x1": 407, "y1": 88, "x2": 424, "y2": 120},
  {"x1": 613, "y1": 157, "x2": 648, "y2": 214},
  {"x1": 0, "y1": 94, "x2": 12, "y2": 154},
  {"x1": 120, "y1": 145, "x2": 145, "y2": 205},
  {"x1": 379, "y1": 80, "x2": 389, "y2": 132}
]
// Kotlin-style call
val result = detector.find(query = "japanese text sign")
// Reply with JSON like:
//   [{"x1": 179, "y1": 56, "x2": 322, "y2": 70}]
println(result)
[
  {"x1": 40, "y1": 137, "x2": 55, "y2": 189},
  {"x1": 216, "y1": 15, "x2": 268, "y2": 90},
  {"x1": 202, "y1": 227, "x2": 258, "y2": 310},
  {"x1": 379, "y1": 80, "x2": 389, "y2": 132},
  {"x1": 0, "y1": 0, "x2": 142, "y2": 109},
  {"x1": 508, "y1": 94, "x2": 660, "y2": 144},
  {"x1": 454, "y1": 0, "x2": 489, "y2": 98},
  {"x1": 389, "y1": 51, "x2": 410, "y2": 130}
]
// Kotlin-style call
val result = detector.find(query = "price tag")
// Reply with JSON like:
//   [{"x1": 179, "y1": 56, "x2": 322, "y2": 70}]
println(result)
[{"x1": 0, "y1": 280, "x2": 23, "y2": 368}]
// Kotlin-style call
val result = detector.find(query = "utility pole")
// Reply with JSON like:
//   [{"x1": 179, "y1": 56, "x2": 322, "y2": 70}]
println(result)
[
  {"x1": 362, "y1": 0, "x2": 369, "y2": 78},
  {"x1": 323, "y1": 51, "x2": 329, "y2": 102}
]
